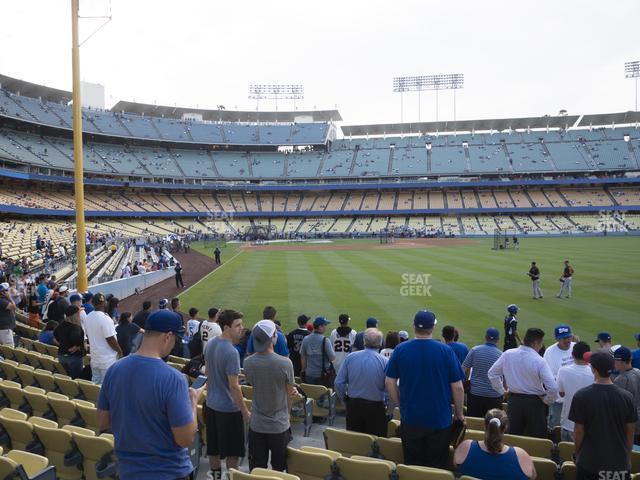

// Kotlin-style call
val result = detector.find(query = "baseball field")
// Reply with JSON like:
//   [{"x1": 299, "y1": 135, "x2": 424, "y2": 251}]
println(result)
[{"x1": 179, "y1": 236, "x2": 640, "y2": 347}]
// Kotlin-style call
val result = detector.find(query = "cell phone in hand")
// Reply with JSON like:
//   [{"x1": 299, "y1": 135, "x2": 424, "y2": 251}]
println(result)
[{"x1": 191, "y1": 375, "x2": 207, "y2": 390}]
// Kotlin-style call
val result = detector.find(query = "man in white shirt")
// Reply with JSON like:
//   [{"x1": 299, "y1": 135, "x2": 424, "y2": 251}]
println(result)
[
  {"x1": 556, "y1": 342, "x2": 593, "y2": 442},
  {"x1": 84, "y1": 293, "x2": 122, "y2": 384},
  {"x1": 121, "y1": 263, "x2": 132, "y2": 279},
  {"x1": 488, "y1": 327, "x2": 558, "y2": 438},
  {"x1": 200, "y1": 307, "x2": 222, "y2": 352},
  {"x1": 543, "y1": 324, "x2": 576, "y2": 429},
  {"x1": 330, "y1": 314, "x2": 357, "y2": 373}
]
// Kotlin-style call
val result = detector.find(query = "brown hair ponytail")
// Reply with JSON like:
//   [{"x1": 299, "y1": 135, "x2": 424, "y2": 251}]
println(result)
[{"x1": 484, "y1": 408, "x2": 508, "y2": 454}]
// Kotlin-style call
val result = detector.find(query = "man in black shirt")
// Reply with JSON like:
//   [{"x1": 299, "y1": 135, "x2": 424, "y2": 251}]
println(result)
[
  {"x1": 47, "y1": 285, "x2": 70, "y2": 322},
  {"x1": 54, "y1": 305, "x2": 86, "y2": 378},
  {"x1": 527, "y1": 261, "x2": 543, "y2": 299},
  {"x1": 132, "y1": 301, "x2": 152, "y2": 329},
  {"x1": 503, "y1": 304, "x2": 521, "y2": 351},
  {"x1": 286, "y1": 314, "x2": 310, "y2": 377},
  {"x1": 175, "y1": 262, "x2": 184, "y2": 288},
  {"x1": 569, "y1": 351, "x2": 637, "y2": 479},
  {"x1": 214, "y1": 247, "x2": 221, "y2": 265}
]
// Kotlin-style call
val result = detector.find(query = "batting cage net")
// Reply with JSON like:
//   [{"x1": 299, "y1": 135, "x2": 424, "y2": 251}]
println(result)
[
  {"x1": 492, "y1": 229, "x2": 518, "y2": 250},
  {"x1": 379, "y1": 230, "x2": 396, "y2": 244}
]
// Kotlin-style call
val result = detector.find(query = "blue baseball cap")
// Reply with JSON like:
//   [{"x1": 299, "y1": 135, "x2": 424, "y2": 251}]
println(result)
[
  {"x1": 486, "y1": 327, "x2": 500, "y2": 340},
  {"x1": 635, "y1": 333, "x2": 640, "y2": 341},
  {"x1": 554, "y1": 325, "x2": 573, "y2": 339},
  {"x1": 414, "y1": 310, "x2": 437, "y2": 329},
  {"x1": 69, "y1": 294, "x2": 82, "y2": 303},
  {"x1": 82, "y1": 292, "x2": 93, "y2": 302},
  {"x1": 145, "y1": 310, "x2": 185, "y2": 338},
  {"x1": 366, "y1": 317, "x2": 379, "y2": 328},
  {"x1": 614, "y1": 346, "x2": 631, "y2": 362},
  {"x1": 313, "y1": 316, "x2": 331, "y2": 328},
  {"x1": 595, "y1": 332, "x2": 611, "y2": 343},
  {"x1": 159, "y1": 298, "x2": 169, "y2": 309}
]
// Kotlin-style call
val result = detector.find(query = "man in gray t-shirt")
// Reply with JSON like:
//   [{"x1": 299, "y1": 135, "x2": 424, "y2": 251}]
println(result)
[
  {"x1": 613, "y1": 346, "x2": 640, "y2": 444},
  {"x1": 205, "y1": 335, "x2": 240, "y2": 412},
  {"x1": 204, "y1": 309, "x2": 249, "y2": 478},
  {"x1": 300, "y1": 316, "x2": 335, "y2": 384},
  {"x1": 244, "y1": 320, "x2": 297, "y2": 471}
]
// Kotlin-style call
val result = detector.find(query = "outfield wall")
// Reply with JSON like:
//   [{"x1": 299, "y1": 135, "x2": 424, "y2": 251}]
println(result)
[{"x1": 1, "y1": 166, "x2": 639, "y2": 190}]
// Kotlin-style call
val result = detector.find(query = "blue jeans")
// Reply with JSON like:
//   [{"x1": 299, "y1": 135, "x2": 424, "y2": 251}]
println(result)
[
  {"x1": 548, "y1": 401, "x2": 562, "y2": 429},
  {"x1": 58, "y1": 354, "x2": 84, "y2": 379}
]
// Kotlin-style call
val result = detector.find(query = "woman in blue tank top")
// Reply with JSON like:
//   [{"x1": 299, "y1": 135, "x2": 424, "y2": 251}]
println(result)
[{"x1": 454, "y1": 409, "x2": 536, "y2": 480}]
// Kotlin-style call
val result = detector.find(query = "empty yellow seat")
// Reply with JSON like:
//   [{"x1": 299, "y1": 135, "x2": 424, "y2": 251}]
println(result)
[
  {"x1": 396, "y1": 463, "x2": 455, "y2": 479},
  {"x1": 324, "y1": 427, "x2": 376, "y2": 458},
  {"x1": 288, "y1": 446, "x2": 338, "y2": 480},
  {"x1": 335, "y1": 456, "x2": 393, "y2": 480}
]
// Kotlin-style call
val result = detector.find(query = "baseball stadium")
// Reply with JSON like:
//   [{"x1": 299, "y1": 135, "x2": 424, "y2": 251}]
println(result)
[
  {"x1": 0, "y1": 1, "x2": 639, "y2": 479},
  {"x1": 1, "y1": 78, "x2": 638, "y2": 345}
]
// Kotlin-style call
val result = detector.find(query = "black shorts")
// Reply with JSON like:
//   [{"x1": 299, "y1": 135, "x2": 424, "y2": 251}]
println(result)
[{"x1": 205, "y1": 406, "x2": 245, "y2": 458}]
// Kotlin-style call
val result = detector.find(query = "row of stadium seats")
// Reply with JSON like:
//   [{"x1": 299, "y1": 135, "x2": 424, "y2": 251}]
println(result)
[
  {"x1": 0, "y1": 89, "x2": 329, "y2": 146},
  {"x1": 0, "y1": 405, "x2": 113, "y2": 479},
  {"x1": 1, "y1": 126, "x2": 638, "y2": 178},
  {"x1": 1, "y1": 185, "x2": 638, "y2": 213}
]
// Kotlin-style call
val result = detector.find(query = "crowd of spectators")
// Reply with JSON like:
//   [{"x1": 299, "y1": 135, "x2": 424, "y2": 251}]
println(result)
[{"x1": 1, "y1": 285, "x2": 639, "y2": 479}]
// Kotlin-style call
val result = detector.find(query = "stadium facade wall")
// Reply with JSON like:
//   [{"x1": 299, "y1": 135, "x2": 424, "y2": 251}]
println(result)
[
  {"x1": 1, "y1": 205, "x2": 638, "y2": 218},
  {"x1": 87, "y1": 266, "x2": 175, "y2": 299},
  {"x1": 1, "y1": 167, "x2": 639, "y2": 191}
]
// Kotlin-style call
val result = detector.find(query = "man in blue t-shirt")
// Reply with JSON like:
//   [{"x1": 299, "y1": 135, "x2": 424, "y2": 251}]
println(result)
[
  {"x1": 385, "y1": 310, "x2": 465, "y2": 469},
  {"x1": 442, "y1": 324, "x2": 469, "y2": 364},
  {"x1": 97, "y1": 310, "x2": 200, "y2": 480},
  {"x1": 632, "y1": 333, "x2": 640, "y2": 369},
  {"x1": 246, "y1": 306, "x2": 289, "y2": 357},
  {"x1": 352, "y1": 317, "x2": 379, "y2": 351},
  {"x1": 82, "y1": 291, "x2": 95, "y2": 314}
]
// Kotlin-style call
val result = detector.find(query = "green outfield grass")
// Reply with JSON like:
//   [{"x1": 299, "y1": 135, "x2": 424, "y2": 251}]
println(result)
[{"x1": 181, "y1": 236, "x2": 640, "y2": 347}]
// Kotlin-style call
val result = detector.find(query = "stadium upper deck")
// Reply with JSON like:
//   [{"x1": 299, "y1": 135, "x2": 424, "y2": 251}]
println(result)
[{"x1": 0, "y1": 74, "x2": 639, "y2": 183}]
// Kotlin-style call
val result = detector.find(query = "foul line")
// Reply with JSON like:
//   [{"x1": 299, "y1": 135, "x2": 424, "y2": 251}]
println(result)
[{"x1": 180, "y1": 249, "x2": 244, "y2": 296}]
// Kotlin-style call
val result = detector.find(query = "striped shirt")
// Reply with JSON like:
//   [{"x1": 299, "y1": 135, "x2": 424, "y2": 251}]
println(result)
[{"x1": 462, "y1": 342, "x2": 503, "y2": 398}]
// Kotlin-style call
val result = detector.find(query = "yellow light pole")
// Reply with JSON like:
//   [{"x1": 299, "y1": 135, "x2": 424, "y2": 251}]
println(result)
[{"x1": 71, "y1": 0, "x2": 88, "y2": 292}]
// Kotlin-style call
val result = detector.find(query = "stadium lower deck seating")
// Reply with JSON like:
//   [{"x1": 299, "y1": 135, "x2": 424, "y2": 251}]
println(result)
[{"x1": 1, "y1": 184, "x2": 637, "y2": 213}]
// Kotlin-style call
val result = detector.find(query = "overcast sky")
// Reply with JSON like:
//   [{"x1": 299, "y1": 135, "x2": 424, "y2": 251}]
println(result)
[{"x1": 1, "y1": 0, "x2": 638, "y2": 126}]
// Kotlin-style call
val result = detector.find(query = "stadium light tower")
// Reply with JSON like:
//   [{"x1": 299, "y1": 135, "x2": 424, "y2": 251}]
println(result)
[
  {"x1": 248, "y1": 84, "x2": 304, "y2": 112},
  {"x1": 393, "y1": 74, "x2": 464, "y2": 123},
  {"x1": 625, "y1": 61, "x2": 640, "y2": 112}
]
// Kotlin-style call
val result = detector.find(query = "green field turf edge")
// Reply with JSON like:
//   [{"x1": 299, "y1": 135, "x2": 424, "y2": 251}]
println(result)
[{"x1": 181, "y1": 236, "x2": 640, "y2": 348}]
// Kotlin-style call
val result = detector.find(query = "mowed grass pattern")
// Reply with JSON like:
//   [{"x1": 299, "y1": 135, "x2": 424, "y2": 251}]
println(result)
[{"x1": 182, "y1": 237, "x2": 640, "y2": 347}]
